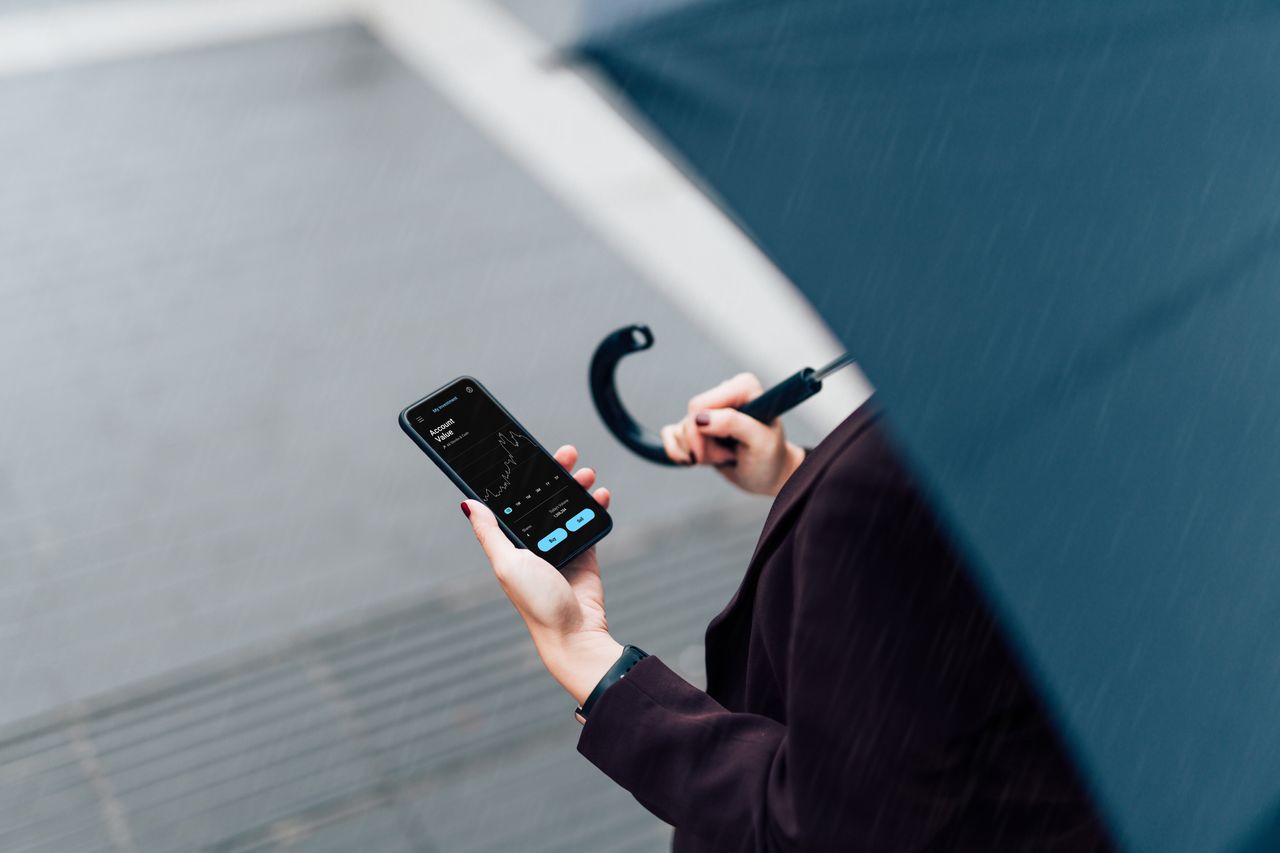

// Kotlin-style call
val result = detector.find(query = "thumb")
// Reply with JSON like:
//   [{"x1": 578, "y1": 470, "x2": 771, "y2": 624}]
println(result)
[
  {"x1": 462, "y1": 500, "x2": 516, "y2": 565},
  {"x1": 695, "y1": 408, "x2": 773, "y2": 446}
]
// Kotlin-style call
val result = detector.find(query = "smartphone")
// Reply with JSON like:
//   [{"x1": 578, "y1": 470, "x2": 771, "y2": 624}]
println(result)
[{"x1": 399, "y1": 376, "x2": 612, "y2": 568}]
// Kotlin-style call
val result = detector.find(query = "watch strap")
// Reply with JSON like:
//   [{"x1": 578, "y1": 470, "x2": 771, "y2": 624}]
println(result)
[{"x1": 575, "y1": 645, "x2": 649, "y2": 722}]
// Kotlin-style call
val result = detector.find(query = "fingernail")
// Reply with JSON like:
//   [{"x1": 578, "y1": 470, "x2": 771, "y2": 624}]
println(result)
[
  {"x1": 695, "y1": 412, "x2": 711, "y2": 426},
  {"x1": 460, "y1": 501, "x2": 471, "y2": 518}
]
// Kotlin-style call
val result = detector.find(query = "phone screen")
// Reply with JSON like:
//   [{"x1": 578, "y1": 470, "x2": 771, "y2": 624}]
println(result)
[{"x1": 403, "y1": 378, "x2": 610, "y2": 561}]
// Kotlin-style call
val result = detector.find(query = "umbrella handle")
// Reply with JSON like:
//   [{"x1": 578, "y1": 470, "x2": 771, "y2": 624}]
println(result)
[
  {"x1": 589, "y1": 324, "x2": 827, "y2": 466},
  {"x1": 589, "y1": 324, "x2": 677, "y2": 466}
]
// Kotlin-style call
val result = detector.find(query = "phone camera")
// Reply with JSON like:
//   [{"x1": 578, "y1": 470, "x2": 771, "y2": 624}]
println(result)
[{"x1": 465, "y1": 386, "x2": 473, "y2": 393}]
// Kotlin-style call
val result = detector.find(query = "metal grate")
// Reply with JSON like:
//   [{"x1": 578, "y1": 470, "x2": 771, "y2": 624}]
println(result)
[{"x1": 0, "y1": 510, "x2": 762, "y2": 852}]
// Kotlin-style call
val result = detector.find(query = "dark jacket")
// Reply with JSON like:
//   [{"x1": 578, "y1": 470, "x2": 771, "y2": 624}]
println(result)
[{"x1": 577, "y1": 402, "x2": 1113, "y2": 852}]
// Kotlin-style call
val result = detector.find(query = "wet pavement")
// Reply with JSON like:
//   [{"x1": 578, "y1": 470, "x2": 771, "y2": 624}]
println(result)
[
  {"x1": 0, "y1": 10, "x2": 783, "y2": 851},
  {"x1": 0, "y1": 510, "x2": 761, "y2": 851}
]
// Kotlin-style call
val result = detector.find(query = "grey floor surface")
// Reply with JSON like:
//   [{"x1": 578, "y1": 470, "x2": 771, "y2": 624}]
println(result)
[
  {"x1": 0, "y1": 14, "x2": 776, "y2": 852},
  {"x1": 0, "y1": 507, "x2": 757, "y2": 845},
  {"x1": 0, "y1": 510, "x2": 763, "y2": 852},
  {"x1": 0, "y1": 22, "x2": 766, "y2": 723}
]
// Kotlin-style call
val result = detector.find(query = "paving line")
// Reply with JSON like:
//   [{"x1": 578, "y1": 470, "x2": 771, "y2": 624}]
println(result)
[
  {"x1": 365, "y1": 0, "x2": 873, "y2": 433},
  {"x1": 0, "y1": 521, "x2": 752, "y2": 851},
  {"x1": 0, "y1": 0, "x2": 872, "y2": 435}
]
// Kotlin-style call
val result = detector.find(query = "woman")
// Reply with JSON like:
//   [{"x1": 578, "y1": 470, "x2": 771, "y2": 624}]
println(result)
[{"x1": 461, "y1": 373, "x2": 1112, "y2": 851}]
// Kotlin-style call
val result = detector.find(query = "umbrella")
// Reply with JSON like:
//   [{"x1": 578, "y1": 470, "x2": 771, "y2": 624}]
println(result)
[{"x1": 575, "y1": 2, "x2": 1280, "y2": 851}]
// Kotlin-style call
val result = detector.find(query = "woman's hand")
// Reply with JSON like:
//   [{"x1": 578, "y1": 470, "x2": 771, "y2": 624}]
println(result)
[
  {"x1": 660, "y1": 372, "x2": 806, "y2": 497},
  {"x1": 461, "y1": 444, "x2": 623, "y2": 707}
]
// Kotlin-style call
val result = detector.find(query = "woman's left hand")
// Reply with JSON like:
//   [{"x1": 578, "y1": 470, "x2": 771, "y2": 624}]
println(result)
[{"x1": 461, "y1": 444, "x2": 623, "y2": 708}]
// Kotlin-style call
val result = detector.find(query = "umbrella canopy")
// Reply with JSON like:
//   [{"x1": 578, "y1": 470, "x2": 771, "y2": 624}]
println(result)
[{"x1": 577, "y1": 2, "x2": 1280, "y2": 850}]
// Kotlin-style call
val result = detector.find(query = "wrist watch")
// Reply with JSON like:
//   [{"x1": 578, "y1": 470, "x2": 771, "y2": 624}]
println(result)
[{"x1": 574, "y1": 644, "x2": 649, "y2": 724}]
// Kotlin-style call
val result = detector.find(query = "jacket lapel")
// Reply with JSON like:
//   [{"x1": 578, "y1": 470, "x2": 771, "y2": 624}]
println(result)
[{"x1": 705, "y1": 399, "x2": 881, "y2": 636}]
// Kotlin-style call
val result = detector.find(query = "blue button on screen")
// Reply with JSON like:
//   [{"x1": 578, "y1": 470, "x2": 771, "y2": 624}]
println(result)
[
  {"x1": 537, "y1": 528, "x2": 567, "y2": 552},
  {"x1": 565, "y1": 508, "x2": 595, "y2": 532}
]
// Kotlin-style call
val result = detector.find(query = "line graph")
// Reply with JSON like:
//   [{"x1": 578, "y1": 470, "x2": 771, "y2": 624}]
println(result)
[
  {"x1": 443, "y1": 416, "x2": 570, "y2": 526},
  {"x1": 475, "y1": 429, "x2": 530, "y2": 501}
]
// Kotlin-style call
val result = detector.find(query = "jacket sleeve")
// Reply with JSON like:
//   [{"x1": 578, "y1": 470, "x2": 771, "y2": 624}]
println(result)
[{"x1": 576, "y1": 430, "x2": 1000, "y2": 852}]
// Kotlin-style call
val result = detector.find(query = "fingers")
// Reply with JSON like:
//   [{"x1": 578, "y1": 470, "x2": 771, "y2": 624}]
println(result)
[
  {"x1": 694, "y1": 408, "x2": 773, "y2": 447},
  {"x1": 680, "y1": 374, "x2": 764, "y2": 464},
  {"x1": 700, "y1": 436, "x2": 739, "y2": 467},
  {"x1": 680, "y1": 414, "x2": 707, "y2": 465},
  {"x1": 660, "y1": 422, "x2": 693, "y2": 464},
  {"x1": 687, "y1": 372, "x2": 764, "y2": 415},
  {"x1": 553, "y1": 445, "x2": 578, "y2": 471},
  {"x1": 461, "y1": 499, "x2": 517, "y2": 568},
  {"x1": 593, "y1": 486, "x2": 610, "y2": 510},
  {"x1": 554, "y1": 444, "x2": 607, "y2": 496}
]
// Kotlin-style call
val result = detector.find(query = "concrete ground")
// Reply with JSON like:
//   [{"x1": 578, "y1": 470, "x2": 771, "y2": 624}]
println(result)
[
  {"x1": 0, "y1": 19, "x2": 768, "y2": 725},
  {"x1": 0, "y1": 2, "x2": 852, "y2": 850}
]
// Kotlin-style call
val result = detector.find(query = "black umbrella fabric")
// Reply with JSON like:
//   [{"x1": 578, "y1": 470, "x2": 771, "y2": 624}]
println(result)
[{"x1": 578, "y1": 2, "x2": 1280, "y2": 851}]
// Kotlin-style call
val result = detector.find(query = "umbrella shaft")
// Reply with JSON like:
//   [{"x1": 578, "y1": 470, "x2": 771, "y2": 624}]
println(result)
[{"x1": 813, "y1": 353, "x2": 855, "y2": 382}]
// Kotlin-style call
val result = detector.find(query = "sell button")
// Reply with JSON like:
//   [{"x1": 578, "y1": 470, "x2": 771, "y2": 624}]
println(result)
[
  {"x1": 565, "y1": 508, "x2": 595, "y2": 532},
  {"x1": 537, "y1": 527, "x2": 568, "y2": 553}
]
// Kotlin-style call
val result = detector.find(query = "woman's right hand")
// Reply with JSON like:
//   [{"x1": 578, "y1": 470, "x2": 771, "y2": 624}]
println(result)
[{"x1": 660, "y1": 372, "x2": 806, "y2": 497}]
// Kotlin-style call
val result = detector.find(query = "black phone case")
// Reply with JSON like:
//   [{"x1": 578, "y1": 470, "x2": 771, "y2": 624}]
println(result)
[{"x1": 399, "y1": 375, "x2": 612, "y2": 569}]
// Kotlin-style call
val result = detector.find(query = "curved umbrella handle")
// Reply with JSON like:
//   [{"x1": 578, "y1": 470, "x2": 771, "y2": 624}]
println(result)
[
  {"x1": 589, "y1": 324, "x2": 677, "y2": 465},
  {"x1": 589, "y1": 323, "x2": 837, "y2": 465}
]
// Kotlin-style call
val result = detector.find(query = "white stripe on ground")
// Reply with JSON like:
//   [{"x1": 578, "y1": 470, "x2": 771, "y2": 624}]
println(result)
[
  {"x1": 0, "y1": 0, "x2": 873, "y2": 434},
  {"x1": 367, "y1": 0, "x2": 873, "y2": 434}
]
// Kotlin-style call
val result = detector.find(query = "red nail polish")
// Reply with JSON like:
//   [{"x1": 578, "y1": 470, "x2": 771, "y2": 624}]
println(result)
[
  {"x1": 695, "y1": 412, "x2": 711, "y2": 426},
  {"x1": 460, "y1": 501, "x2": 471, "y2": 518}
]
